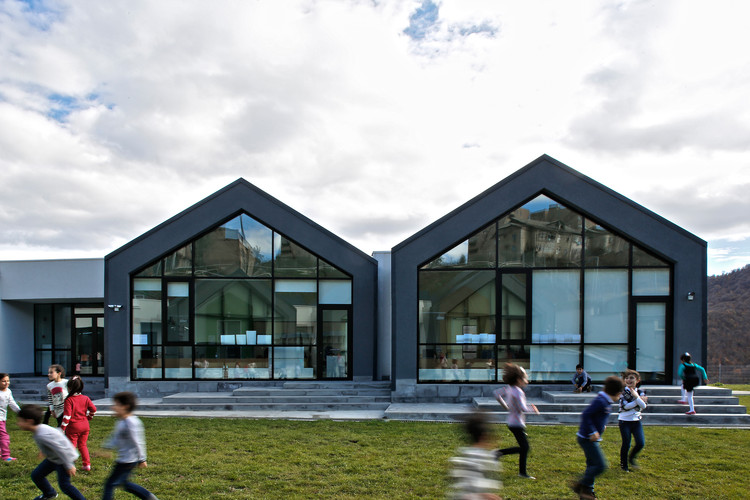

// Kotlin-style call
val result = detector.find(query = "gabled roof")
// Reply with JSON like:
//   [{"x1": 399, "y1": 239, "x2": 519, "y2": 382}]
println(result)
[
  {"x1": 106, "y1": 178, "x2": 376, "y2": 272},
  {"x1": 393, "y1": 154, "x2": 705, "y2": 261}
]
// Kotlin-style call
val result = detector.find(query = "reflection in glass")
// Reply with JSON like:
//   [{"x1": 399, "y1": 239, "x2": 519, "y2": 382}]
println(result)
[
  {"x1": 194, "y1": 280, "x2": 271, "y2": 345},
  {"x1": 583, "y1": 345, "x2": 628, "y2": 380},
  {"x1": 133, "y1": 346, "x2": 161, "y2": 379},
  {"x1": 35, "y1": 304, "x2": 53, "y2": 349},
  {"x1": 531, "y1": 270, "x2": 580, "y2": 343},
  {"x1": 167, "y1": 282, "x2": 190, "y2": 343},
  {"x1": 584, "y1": 220, "x2": 629, "y2": 267},
  {"x1": 418, "y1": 344, "x2": 495, "y2": 382},
  {"x1": 274, "y1": 281, "x2": 317, "y2": 345},
  {"x1": 322, "y1": 309, "x2": 348, "y2": 378},
  {"x1": 497, "y1": 345, "x2": 530, "y2": 374},
  {"x1": 636, "y1": 303, "x2": 666, "y2": 381},
  {"x1": 164, "y1": 243, "x2": 193, "y2": 276},
  {"x1": 133, "y1": 279, "x2": 162, "y2": 346},
  {"x1": 422, "y1": 223, "x2": 496, "y2": 269},
  {"x1": 319, "y1": 281, "x2": 352, "y2": 305},
  {"x1": 633, "y1": 245, "x2": 668, "y2": 267},
  {"x1": 164, "y1": 346, "x2": 192, "y2": 378},
  {"x1": 135, "y1": 260, "x2": 162, "y2": 277},
  {"x1": 501, "y1": 274, "x2": 526, "y2": 340},
  {"x1": 584, "y1": 270, "x2": 628, "y2": 343},
  {"x1": 498, "y1": 195, "x2": 582, "y2": 267},
  {"x1": 418, "y1": 271, "x2": 495, "y2": 344},
  {"x1": 274, "y1": 235, "x2": 317, "y2": 277},
  {"x1": 194, "y1": 346, "x2": 270, "y2": 379},
  {"x1": 51, "y1": 305, "x2": 71, "y2": 349},
  {"x1": 194, "y1": 214, "x2": 273, "y2": 277},
  {"x1": 632, "y1": 269, "x2": 670, "y2": 296},
  {"x1": 319, "y1": 259, "x2": 348, "y2": 278},
  {"x1": 274, "y1": 346, "x2": 316, "y2": 379},
  {"x1": 529, "y1": 345, "x2": 579, "y2": 382}
]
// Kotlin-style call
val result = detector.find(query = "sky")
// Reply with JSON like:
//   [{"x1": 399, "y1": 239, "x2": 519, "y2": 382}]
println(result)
[{"x1": 1, "y1": 0, "x2": 749, "y2": 276}]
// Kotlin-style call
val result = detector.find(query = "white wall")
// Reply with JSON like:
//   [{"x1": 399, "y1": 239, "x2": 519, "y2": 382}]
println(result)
[{"x1": 0, "y1": 259, "x2": 104, "y2": 374}]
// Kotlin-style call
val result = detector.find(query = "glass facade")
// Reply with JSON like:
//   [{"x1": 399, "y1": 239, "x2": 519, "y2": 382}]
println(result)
[
  {"x1": 418, "y1": 194, "x2": 672, "y2": 383},
  {"x1": 131, "y1": 213, "x2": 352, "y2": 380}
]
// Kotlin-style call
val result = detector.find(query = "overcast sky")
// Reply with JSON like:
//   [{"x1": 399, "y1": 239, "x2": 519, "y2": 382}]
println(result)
[{"x1": 1, "y1": 0, "x2": 749, "y2": 276}]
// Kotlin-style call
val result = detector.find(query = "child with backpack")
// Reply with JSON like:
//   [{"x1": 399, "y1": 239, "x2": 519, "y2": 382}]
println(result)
[{"x1": 678, "y1": 352, "x2": 708, "y2": 415}]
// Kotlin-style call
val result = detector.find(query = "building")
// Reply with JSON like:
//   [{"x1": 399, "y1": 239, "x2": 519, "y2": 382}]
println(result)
[
  {"x1": 390, "y1": 155, "x2": 706, "y2": 401},
  {"x1": 0, "y1": 156, "x2": 707, "y2": 401}
]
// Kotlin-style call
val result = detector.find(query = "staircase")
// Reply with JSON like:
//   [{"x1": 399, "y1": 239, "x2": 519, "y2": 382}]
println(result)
[
  {"x1": 470, "y1": 385, "x2": 750, "y2": 427},
  {"x1": 95, "y1": 381, "x2": 392, "y2": 412},
  {"x1": 8, "y1": 377, "x2": 107, "y2": 404}
]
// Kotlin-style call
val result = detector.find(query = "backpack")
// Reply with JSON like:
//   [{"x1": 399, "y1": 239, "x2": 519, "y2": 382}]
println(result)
[{"x1": 683, "y1": 363, "x2": 699, "y2": 382}]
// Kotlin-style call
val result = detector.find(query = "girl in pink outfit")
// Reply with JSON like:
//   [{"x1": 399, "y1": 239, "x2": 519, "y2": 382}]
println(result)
[
  {"x1": 493, "y1": 363, "x2": 539, "y2": 479},
  {"x1": 0, "y1": 373, "x2": 21, "y2": 461},
  {"x1": 61, "y1": 376, "x2": 97, "y2": 470}
]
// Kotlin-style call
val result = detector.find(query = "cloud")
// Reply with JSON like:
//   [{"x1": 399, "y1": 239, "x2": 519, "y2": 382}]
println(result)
[{"x1": 0, "y1": 0, "x2": 749, "y2": 277}]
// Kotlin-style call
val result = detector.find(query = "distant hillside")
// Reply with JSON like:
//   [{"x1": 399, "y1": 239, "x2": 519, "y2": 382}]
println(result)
[{"x1": 708, "y1": 264, "x2": 750, "y2": 366}]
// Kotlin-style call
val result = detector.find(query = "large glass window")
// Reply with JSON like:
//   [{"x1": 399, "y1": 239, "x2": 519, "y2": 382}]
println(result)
[
  {"x1": 531, "y1": 270, "x2": 580, "y2": 344},
  {"x1": 195, "y1": 214, "x2": 273, "y2": 277},
  {"x1": 130, "y1": 211, "x2": 351, "y2": 380},
  {"x1": 417, "y1": 193, "x2": 672, "y2": 383},
  {"x1": 422, "y1": 224, "x2": 496, "y2": 269},
  {"x1": 498, "y1": 195, "x2": 582, "y2": 268},
  {"x1": 419, "y1": 271, "x2": 495, "y2": 344},
  {"x1": 584, "y1": 270, "x2": 628, "y2": 343}
]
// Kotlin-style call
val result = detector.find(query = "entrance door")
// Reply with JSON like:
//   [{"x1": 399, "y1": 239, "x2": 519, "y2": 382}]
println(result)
[
  {"x1": 633, "y1": 301, "x2": 667, "y2": 382},
  {"x1": 74, "y1": 309, "x2": 105, "y2": 375},
  {"x1": 318, "y1": 307, "x2": 351, "y2": 379}
]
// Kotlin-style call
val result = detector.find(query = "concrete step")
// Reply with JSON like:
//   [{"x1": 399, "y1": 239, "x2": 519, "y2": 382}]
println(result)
[
  {"x1": 8, "y1": 376, "x2": 106, "y2": 401},
  {"x1": 545, "y1": 394, "x2": 738, "y2": 405},
  {"x1": 231, "y1": 388, "x2": 390, "y2": 397},
  {"x1": 162, "y1": 392, "x2": 391, "y2": 404},
  {"x1": 475, "y1": 398, "x2": 748, "y2": 415},
  {"x1": 95, "y1": 400, "x2": 391, "y2": 412}
]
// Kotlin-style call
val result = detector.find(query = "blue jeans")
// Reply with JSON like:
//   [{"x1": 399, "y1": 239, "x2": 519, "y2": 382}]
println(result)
[
  {"x1": 619, "y1": 420, "x2": 645, "y2": 467},
  {"x1": 102, "y1": 462, "x2": 153, "y2": 500},
  {"x1": 577, "y1": 436, "x2": 608, "y2": 490},
  {"x1": 31, "y1": 459, "x2": 86, "y2": 500}
]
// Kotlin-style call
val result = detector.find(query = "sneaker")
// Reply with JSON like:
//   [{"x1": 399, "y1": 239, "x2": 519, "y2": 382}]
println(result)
[
  {"x1": 33, "y1": 494, "x2": 58, "y2": 500},
  {"x1": 677, "y1": 400, "x2": 688, "y2": 404},
  {"x1": 620, "y1": 464, "x2": 630, "y2": 472},
  {"x1": 686, "y1": 410, "x2": 697, "y2": 415},
  {"x1": 493, "y1": 449, "x2": 503, "y2": 460},
  {"x1": 518, "y1": 474, "x2": 536, "y2": 479},
  {"x1": 629, "y1": 458, "x2": 640, "y2": 470},
  {"x1": 3, "y1": 457, "x2": 17, "y2": 462},
  {"x1": 82, "y1": 465, "x2": 91, "y2": 471}
]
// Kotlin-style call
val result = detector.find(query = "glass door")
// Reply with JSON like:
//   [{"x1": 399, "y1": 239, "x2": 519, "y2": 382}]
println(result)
[
  {"x1": 634, "y1": 301, "x2": 667, "y2": 382},
  {"x1": 74, "y1": 308, "x2": 104, "y2": 375},
  {"x1": 318, "y1": 307, "x2": 351, "y2": 379}
]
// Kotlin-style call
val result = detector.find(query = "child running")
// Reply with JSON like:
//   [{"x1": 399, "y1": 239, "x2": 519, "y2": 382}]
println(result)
[
  {"x1": 493, "y1": 363, "x2": 539, "y2": 479},
  {"x1": 571, "y1": 375, "x2": 623, "y2": 500},
  {"x1": 17, "y1": 403, "x2": 86, "y2": 500},
  {"x1": 61, "y1": 376, "x2": 96, "y2": 471},
  {"x1": 447, "y1": 411, "x2": 501, "y2": 500},
  {"x1": 1, "y1": 372, "x2": 21, "y2": 462},
  {"x1": 618, "y1": 369, "x2": 647, "y2": 472},
  {"x1": 46, "y1": 364, "x2": 69, "y2": 426},
  {"x1": 102, "y1": 391, "x2": 158, "y2": 500},
  {"x1": 678, "y1": 352, "x2": 709, "y2": 415}
]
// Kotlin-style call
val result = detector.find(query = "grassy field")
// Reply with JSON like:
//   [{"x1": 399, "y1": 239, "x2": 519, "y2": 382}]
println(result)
[{"x1": 1, "y1": 410, "x2": 749, "y2": 499}]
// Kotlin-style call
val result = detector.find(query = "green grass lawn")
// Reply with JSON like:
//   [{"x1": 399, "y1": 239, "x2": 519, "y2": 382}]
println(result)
[
  {"x1": 713, "y1": 383, "x2": 750, "y2": 414},
  {"x1": 2, "y1": 412, "x2": 749, "y2": 499}
]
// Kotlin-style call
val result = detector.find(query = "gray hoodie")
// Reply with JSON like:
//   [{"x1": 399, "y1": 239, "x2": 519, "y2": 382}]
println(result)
[{"x1": 33, "y1": 424, "x2": 79, "y2": 470}]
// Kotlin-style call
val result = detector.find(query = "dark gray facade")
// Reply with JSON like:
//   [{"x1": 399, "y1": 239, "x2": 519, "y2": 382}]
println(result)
[
  {"x1": 105, "y1": 179, "x2": 378, "y2": 394},
  {"x1": 391, "y1": 155, "x2": 707, "y2": 401}
]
